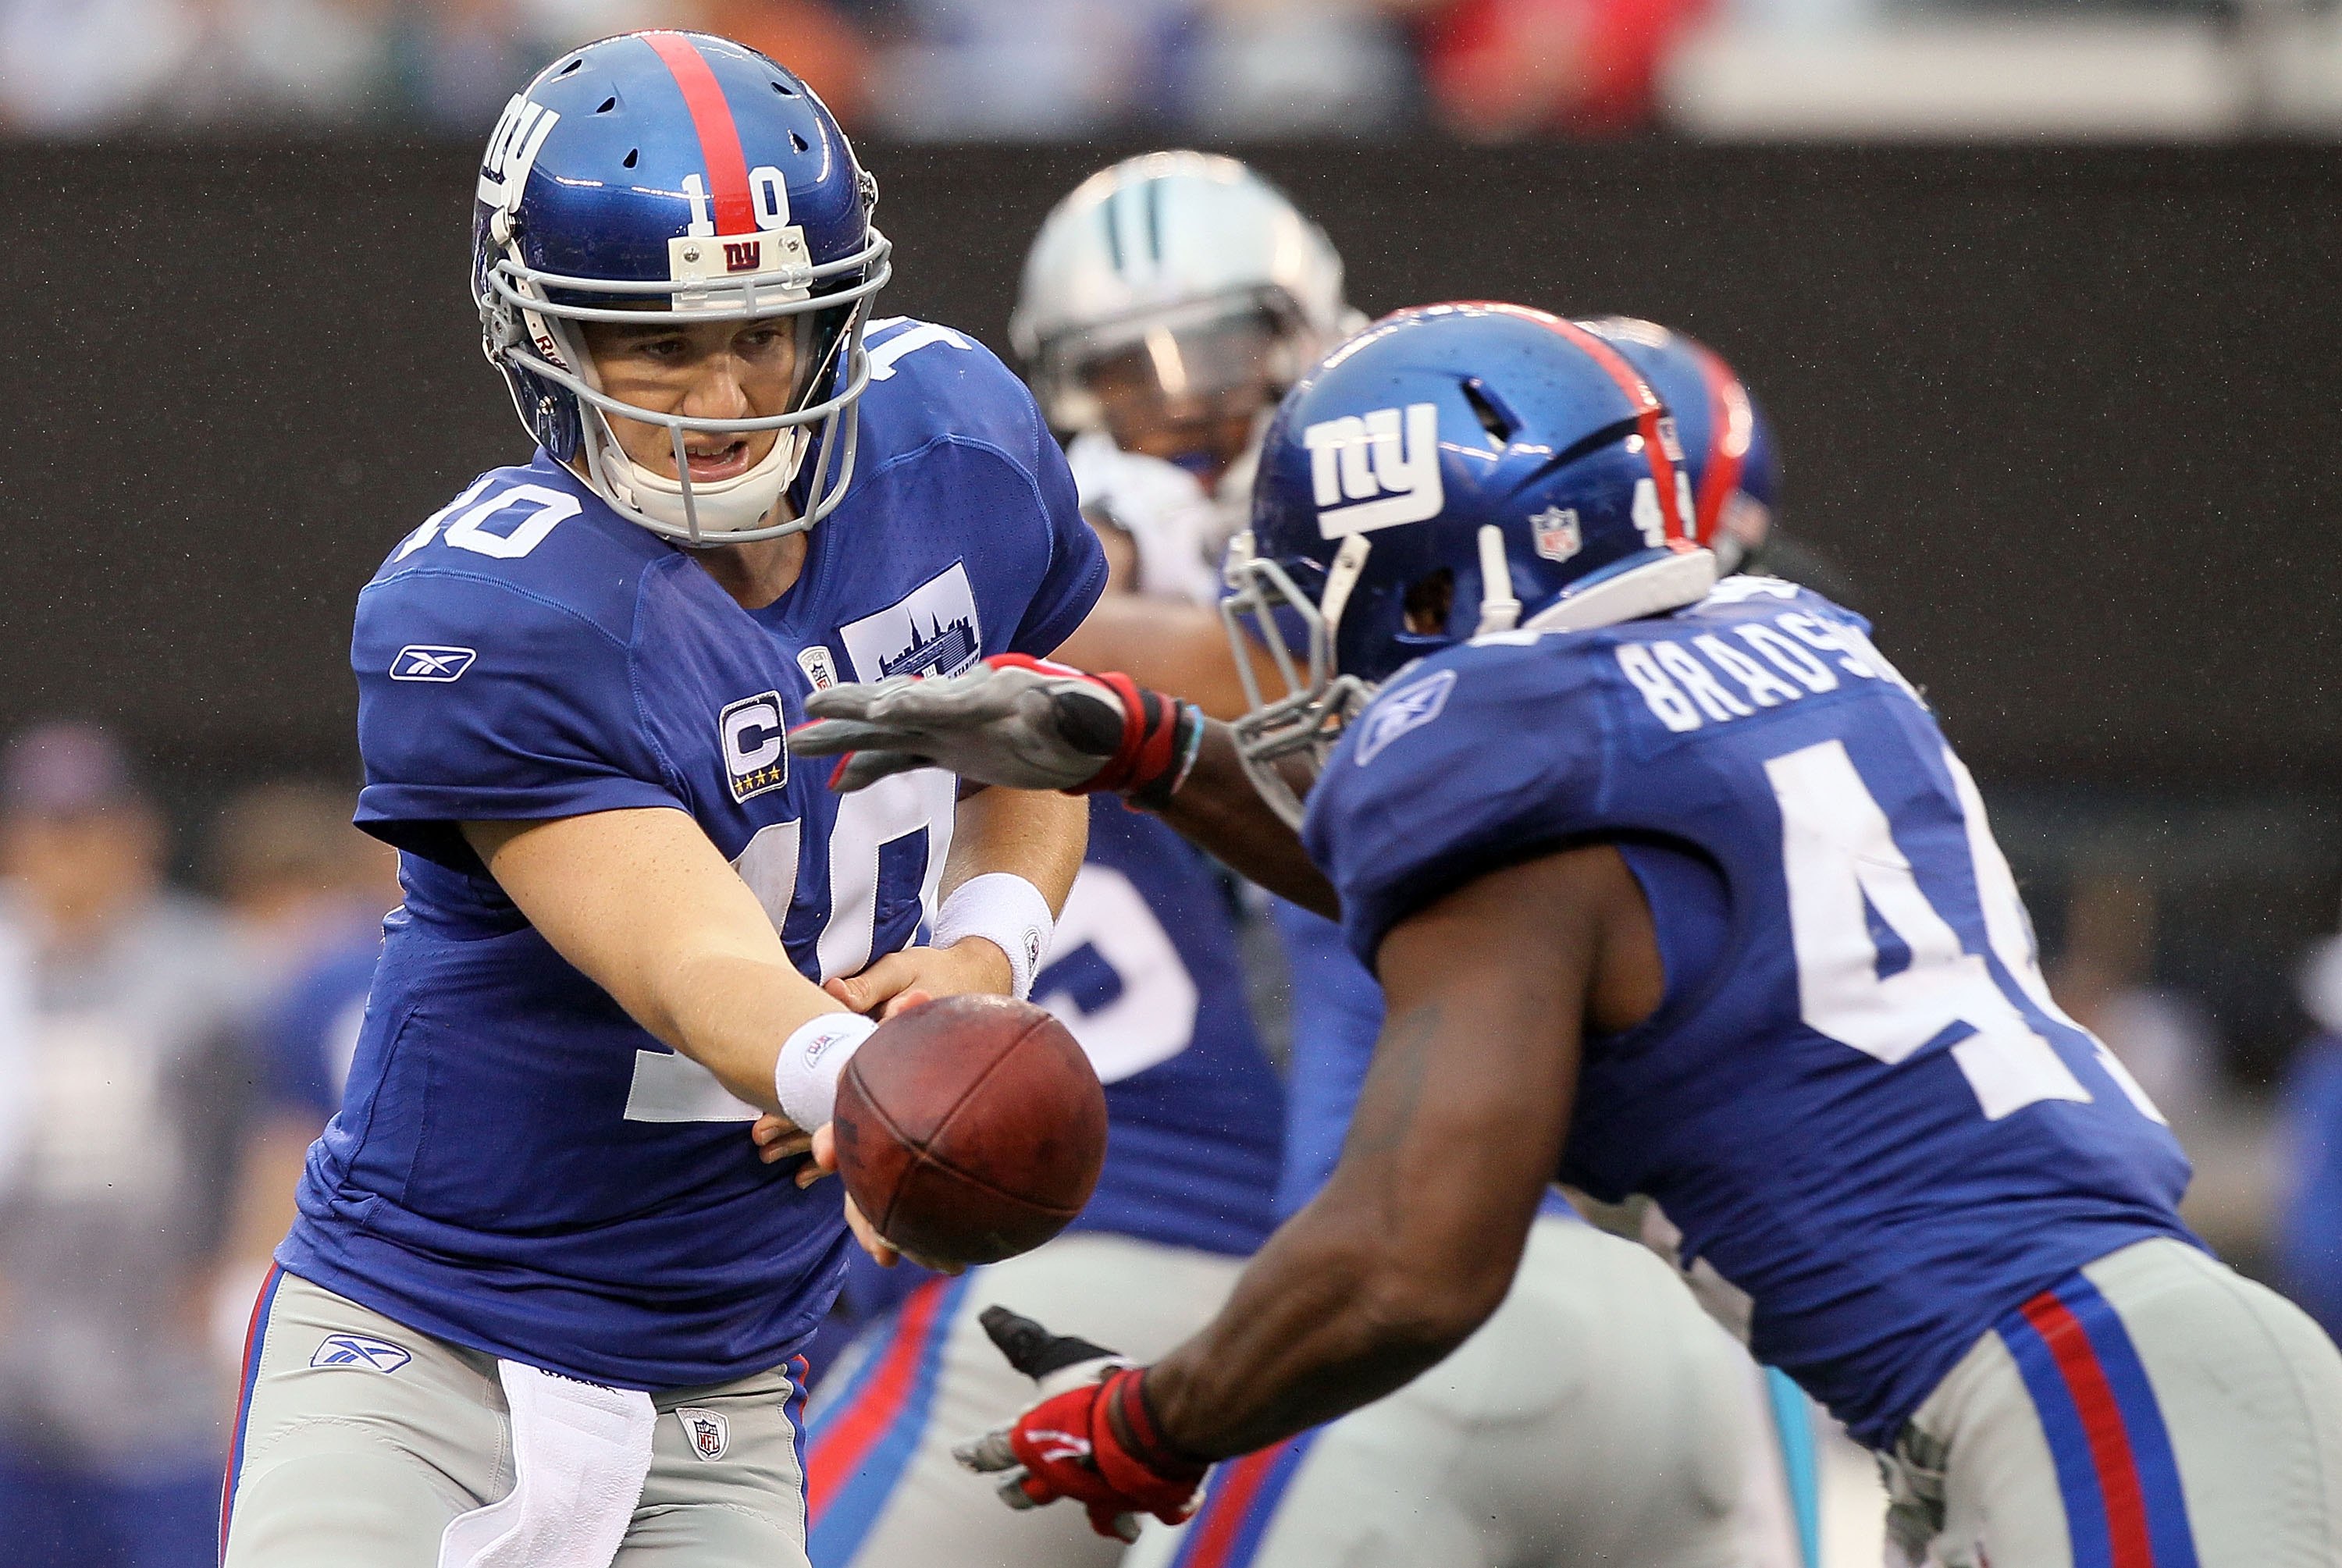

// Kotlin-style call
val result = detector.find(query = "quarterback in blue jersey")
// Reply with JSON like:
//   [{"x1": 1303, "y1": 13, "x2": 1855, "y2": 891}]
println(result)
[
  {"x1": 792, "y1": 302, "x2": 2342, "y2": 1566},
  {"x1": 220, "y1": 31, "x2": 1103, "y2": 1568}
]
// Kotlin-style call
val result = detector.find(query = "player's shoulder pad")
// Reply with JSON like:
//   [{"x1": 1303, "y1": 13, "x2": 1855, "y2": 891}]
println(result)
[
  {"x1": 359, "y1": 460, "x2": 667, "y2": 657},
  {"x1": 1304, "y1": 637, "x2": 1614, "y2": 954},
  {"x1": 856, "y1": 315, "x2": 1053, "y2": 475},
  {"x1": 1319, "y1": 636, "x2": 1609, "y2": 797}
]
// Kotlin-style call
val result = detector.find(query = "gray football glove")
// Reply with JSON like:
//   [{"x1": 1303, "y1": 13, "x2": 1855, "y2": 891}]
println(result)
[{"x1": 790, "y1": 656, "x2": 1196, "y2": 802}]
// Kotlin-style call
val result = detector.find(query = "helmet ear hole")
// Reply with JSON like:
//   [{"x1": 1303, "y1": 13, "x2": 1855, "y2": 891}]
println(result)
[{"x1": 1402, "y1": 568, "x2": 1454, "y2": 636}]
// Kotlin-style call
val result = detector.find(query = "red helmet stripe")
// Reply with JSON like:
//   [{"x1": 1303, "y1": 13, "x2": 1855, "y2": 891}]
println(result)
[
  {"x1": 642, "y1": 32, "x2": 757, "y2": 236},
  {"x1": 1692, "y1": 343, "x2": 1750, "y2": 547},
  {"x1": 1470, "y1": 303, "x2": 1688, "y2": 543}
]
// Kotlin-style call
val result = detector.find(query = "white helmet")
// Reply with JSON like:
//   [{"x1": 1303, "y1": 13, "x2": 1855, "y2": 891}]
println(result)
[{"x1": 1009, "y1": 152, "x2": 1358, "y2": 441}]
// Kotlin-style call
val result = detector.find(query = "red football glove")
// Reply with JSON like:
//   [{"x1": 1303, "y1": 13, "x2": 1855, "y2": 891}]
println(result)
[{"x1": 953, "y1": 1307, "x2": 1209, "y2": 1541}]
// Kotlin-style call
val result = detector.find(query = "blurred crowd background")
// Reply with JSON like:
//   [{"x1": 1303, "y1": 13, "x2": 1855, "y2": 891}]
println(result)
[
  {"x1": 1, "y1": 0, "x2": 2339, "y2": 1561},
  {"x1": 7, "y1": 0, "x2": 2342, "y2": 140}
]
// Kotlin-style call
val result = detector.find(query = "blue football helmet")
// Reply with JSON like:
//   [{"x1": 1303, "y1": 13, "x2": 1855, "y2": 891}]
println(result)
[
  {"x1": 1578, "y1": 316, "x2": 1778, "y2": 572},
  {"x1": 472, "y1": 30, "x2": 890, "y2": 545},
  {"x1": 1221, "y1": 301, "x2": 1719, "y2": 823}
]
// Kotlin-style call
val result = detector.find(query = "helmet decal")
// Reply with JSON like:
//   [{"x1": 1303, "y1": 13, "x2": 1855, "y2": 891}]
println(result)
[
  {"x1": 641, "y1": 32, "x2": 758, "y2": 237},
  {"x1": 1304, "y1": 404, "x2": 1443, "y2": 538}
]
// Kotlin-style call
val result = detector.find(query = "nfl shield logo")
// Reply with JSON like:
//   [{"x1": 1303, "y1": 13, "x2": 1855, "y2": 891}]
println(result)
[
  {"x1": 677, "y1": 1406, "x2": 729, "y2": 1463},
  {"x1": 1529, "y1": 507, "x2": 1582, "y2": 564}
]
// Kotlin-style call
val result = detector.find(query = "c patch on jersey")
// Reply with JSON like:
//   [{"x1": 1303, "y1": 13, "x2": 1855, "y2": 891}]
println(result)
[
  {"x1": 838, "y1": 562, "x2": 984, "y2": 682},
  {"x1": 390, "y1": 644, "x2": 477, "y2": 682},
  {"x1": 309, "y1": 1333, "x2": 412, "y2": 1373},
  {"x1": 720, "y1": 692, "x2": 789, "y2": 803},
  {"x1": 676, "y1": 1406, "x2": 730, "y2": 1462},
  {"x1": 1354, "y1": 668, "x2": 1458, "y2": 766}
]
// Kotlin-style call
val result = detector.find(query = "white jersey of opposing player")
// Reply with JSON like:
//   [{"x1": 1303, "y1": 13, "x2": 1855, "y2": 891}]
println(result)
[{"x1": 1064, "y1": 431, "x2": 1229, "y2": 608}]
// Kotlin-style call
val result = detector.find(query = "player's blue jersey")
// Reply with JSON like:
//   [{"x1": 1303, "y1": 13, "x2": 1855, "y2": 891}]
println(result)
[
  {"x1": 279, "y1": 318, "x2": 1106, "y2": 1391},
  {"x1": 1302, "y1": 577, "x2": 2196, "y2": 1447},
  {"x1": 1036, "y1": 799, "x2": 1284, "y2": 1256},
  {"x1": 258, "y1": 932, "x2": 379, "y2": 1119}
]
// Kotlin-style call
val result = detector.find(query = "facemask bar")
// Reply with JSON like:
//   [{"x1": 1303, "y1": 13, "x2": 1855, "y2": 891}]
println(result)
[
  {"x1": 1219, "y1": 536, "x2": 1375, "y2": 829},
  {"x1": 486, "y1": 231, "x2": 892, "y2": 544}
]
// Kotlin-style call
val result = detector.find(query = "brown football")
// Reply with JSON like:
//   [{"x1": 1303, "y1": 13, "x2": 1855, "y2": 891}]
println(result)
[{"x1": 832, "y1": 994, "x2": 1108, "y2": 1270}]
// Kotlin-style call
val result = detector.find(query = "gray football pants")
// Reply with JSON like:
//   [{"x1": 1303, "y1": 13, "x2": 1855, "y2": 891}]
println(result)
[
  {"x1": 219, "y1": 1269, "x2": 813, "y2": 1567},
  {"x1": 810, "y1": 1219, "x2": 1798, "y2": 1568},
  {"x1": 1881, "y1": 1236, "x2": 2342, "y2": 1567}
]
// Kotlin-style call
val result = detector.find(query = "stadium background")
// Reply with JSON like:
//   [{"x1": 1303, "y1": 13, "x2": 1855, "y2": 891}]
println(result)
[
  {"x1": 2, "y1": 4, "x2": 2339, "y2": 1563},
  {"x1": 8, "y1": 141, "x2": 2337, "y2": 1074}
]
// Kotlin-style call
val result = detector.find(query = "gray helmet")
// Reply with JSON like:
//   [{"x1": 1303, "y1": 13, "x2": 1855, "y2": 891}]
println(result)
[{"x1": 1010, "y1": 151, "x2": 1357, "y2": 436}]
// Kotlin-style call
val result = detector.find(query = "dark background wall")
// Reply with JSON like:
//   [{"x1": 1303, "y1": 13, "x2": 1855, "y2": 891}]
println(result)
[{"x1": 2, "y1": 140, "x2": 2337, "y2": 792}]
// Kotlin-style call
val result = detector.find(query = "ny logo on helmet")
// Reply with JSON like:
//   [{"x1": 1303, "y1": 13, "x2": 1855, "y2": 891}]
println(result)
[
  {"x1": 1304, "y1": 404, "x2": 1443, "y2": 539},
  {"x1": 476, "y1": 94, "x2": 560, "y2": 215}
]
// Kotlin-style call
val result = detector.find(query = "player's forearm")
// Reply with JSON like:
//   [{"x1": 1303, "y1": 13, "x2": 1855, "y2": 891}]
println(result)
[
  {"x1": 943, "y1": 784, "x2": 1087, "y2": 915},
  {"x1": 1144, "y1": 1003, "x2": 1516, "y2": 1455},
  {"x1": 1156, "y1": 723, "x2": 1339, "y2": 917},
  {"x1": 647, "y1": 947, "x2": 845, "y2": 1112},
  {"x1": 1144, "y1": 860, "x2": 1592, "y2": 1456}
]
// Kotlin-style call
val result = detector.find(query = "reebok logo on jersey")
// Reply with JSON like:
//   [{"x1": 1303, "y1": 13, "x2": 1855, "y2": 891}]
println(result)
[
  {"x1": 1304, "y1": 404, "x2": 1443, "y2": 539},
  {"x1": 391, "y1": 645, "x2": 476, "y2": 682},
  {"x1": 721, "y1": 692, "x2": 788, "y2": 804},
  {"x1": 676, "y1": 1406, "x2": 729, "y2": 1461},
  {"x1": 310, "y1": 1334, "x2": 413, "y2": 1373},
  {"x1": 1354, "y1": 669, "x2": 1457, "y2": 766}
]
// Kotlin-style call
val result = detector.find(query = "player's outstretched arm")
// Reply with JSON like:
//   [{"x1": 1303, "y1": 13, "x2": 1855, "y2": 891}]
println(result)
[
  {"x1": 958, "y1": 844, "x2": 1660, "y2": 1531},
  {"x1": 1134, "y1": 845, "x2": 1632, "y2": 1456},
  {"x1": 788, "y1": 658, "x2": 1336, "y2": 915},
  {"x1": 465, "y1": 809, "x2": 850, "y2": 1126}
]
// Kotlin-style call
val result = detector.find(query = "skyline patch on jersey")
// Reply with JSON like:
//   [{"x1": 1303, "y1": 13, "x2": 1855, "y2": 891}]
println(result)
[
  {"x1": 310, "y1": 1333, "x2": 413, "y2": 1373},
  {"x1": 838, "y1": 561, "x2": 984, "y2": 682},
  {"x1": 720, "y1": 692, "x2": 788, "y2": 803},
  {"x1": 390, "y1": 645, "x2": 477, "y2": 682},
  {"x1": 1304, "y1": 404, "x2": 1443, "y2": 538},
  {"x1": 1353, "y1": 669, "x2": 1457, "y2": 766}
]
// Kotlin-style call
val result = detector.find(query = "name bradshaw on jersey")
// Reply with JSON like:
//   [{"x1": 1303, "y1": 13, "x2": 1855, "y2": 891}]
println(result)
[
  {"x1": 279, "y1": 318, "x2": 1106, "y2": 1391},
  {"x1": 1302, "y1": 576, "x2": 2195, "y2": 1447}
]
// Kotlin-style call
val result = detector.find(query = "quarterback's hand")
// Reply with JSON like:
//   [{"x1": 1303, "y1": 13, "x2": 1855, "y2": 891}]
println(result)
[
  {"x1": 788, "y1": 656, "x2": 1199, "y2": 807},
  {"x1": 827, "y1": 942, "x2": 1010, "y2": 1019},
  {"x1": 952, "y1": 1307, "x2": 1207, "y2": 1543}
]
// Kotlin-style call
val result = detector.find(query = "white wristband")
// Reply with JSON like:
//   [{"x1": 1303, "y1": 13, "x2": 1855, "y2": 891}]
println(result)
[
  {"x1": 774, "y1": 1012, "x2": 878, "y2": 1131},
  {"x1": 930, "y1": 873, "x2": 1055, "y2": 1001}
]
